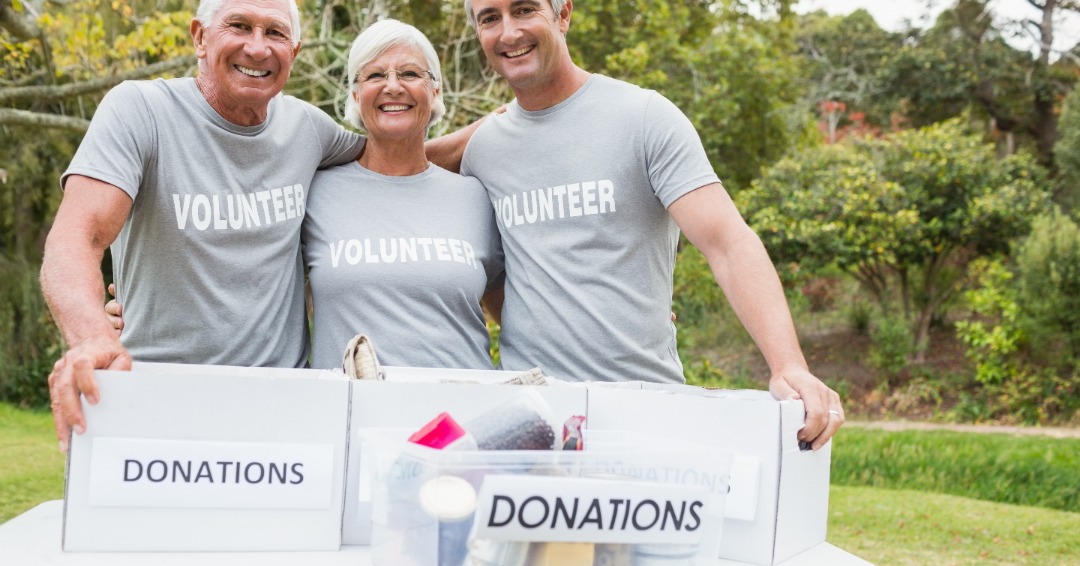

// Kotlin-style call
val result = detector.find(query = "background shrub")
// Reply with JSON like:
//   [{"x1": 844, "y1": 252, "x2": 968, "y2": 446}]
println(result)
[{"x1": 0, "y1": 257, "x2": 59, "y2": 407}]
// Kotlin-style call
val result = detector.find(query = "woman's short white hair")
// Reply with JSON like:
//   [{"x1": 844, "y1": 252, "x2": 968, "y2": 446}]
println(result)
[
  {"x1": 195, "y1": 0, "x2": 302, "y2": 47},
  {"x1": 343, "y1": 19, "x2": 445, "y2": 132}
]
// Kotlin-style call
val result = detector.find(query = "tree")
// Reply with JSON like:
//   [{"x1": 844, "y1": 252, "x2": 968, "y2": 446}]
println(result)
[
  {"x1": 872, "y1": 0, "x2": 1079, "y2": 164},
  {"x1": 1053, "y1": 81, "x2": 1080, "y2": 205},
  {"x1": 738, "y1": 119, "x2": 1051, "y2": 360},
  {"x1": 794, "y1": 9, "x2": 904, "y2": 131}
]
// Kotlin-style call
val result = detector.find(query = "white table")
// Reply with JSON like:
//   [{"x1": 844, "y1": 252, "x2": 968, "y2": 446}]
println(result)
[{"x1": 0, "y1": 501, "x2": 872, "y2": 565}]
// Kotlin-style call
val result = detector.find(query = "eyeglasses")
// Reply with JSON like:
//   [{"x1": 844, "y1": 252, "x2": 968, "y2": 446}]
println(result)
[{"x1": 359, "y1": 65, "x2": 436, "y2": 86}]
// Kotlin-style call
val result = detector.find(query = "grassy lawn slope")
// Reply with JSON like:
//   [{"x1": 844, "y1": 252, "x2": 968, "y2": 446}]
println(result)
[{"x1": 831, "y1": 485, "x2": 1080, "y2": 565}]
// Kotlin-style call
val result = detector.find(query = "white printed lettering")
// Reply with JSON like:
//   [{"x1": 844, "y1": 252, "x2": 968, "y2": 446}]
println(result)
[
  {"x1": 226, "y1": 195, "x2": 244, "y2": 229},
  {"x1": 256, "y1": 191, "x2": 273, "y2": 221},
  {"x1": 270, "y1": 187, "x2": 285, "y2": 222},
  {"x1": 192, "y1": 195, "x2": 212, "y2": 231},
  {"x1": 567, "y1": 183, "x2": 582, "y2": 217},
  {"x1": 242, "y1": 194, "x2": 261, "y2": 227},
  {"x1": 433, "y1": 238, "x2": 451, "y2": 261},
  {"x1": 538, "y1": 188, "x2": 554, "y2": 221},
  {"x1": 552, "y1": 186, "x2": 568, "y2": 218},
  {"x1": 346, "y1": 239, "x2": 362, "y2": 265},
  {"x1": 449, "y1": 238, "x2": 465, "y2": 263},
  {"x1": 599, "y1": 180, "x2": 616, "y2": 213},
  {"x1": 212, "y1": 195, "x2": 228, "y2": 230},
  {"x1": 522, "y1": 191, "x2": 539, "y2": 224},
  {"x1": 283, "y1": 184, "x2": 296, "y2": 219},
  {"x1": 494, "y1": 179, "x2": 618, "y2": 229},
  {"x1": 582, "y1": 181, "x2": 598, "y2": 215},
  {"x1": 293, "y1": 184, "x2": 305, "y2": 217},
  {"x1": 463, "y1": 241, "x2": 476, "y2": 269},
  {"x1": 417, "y1": 238, "x2": 433, "y2": 260},
  {"x1": 329, "y1": 240, "x2": 345, "y2": 269},
  {"x1": 325, "y1": 237, "x2": 483, "y2": 270},
  {"x1": 400, "y1": 238, "x2": 417, "y2": 262},
  {"x1": 379, "y1": 238, "x2": 398, "y2": 263},
  {"x1": 173, "y1": 194, "x2": 191, "y2": 229},
  {"x1": 364, "y1": 238, "x2": 380, "y2": 263}
]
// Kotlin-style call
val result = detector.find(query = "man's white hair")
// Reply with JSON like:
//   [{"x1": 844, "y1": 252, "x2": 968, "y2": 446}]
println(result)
[
  {"x1": 463, "y1": 0, "x2": 567, "y2": 29},
  {"x1": 195, "y1": 0, "x2": 302, "y2": 47},
  {"x1": 343, "y1": 19, "x2": 445, "y2": 131}
]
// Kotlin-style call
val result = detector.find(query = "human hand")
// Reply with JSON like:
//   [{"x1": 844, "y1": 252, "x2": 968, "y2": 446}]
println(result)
[
  {"x1": 769, "y1": 368, "x2": 843, "y2": 451},
  {"x1": 105, "y1": 283, "x2": 123, "y2": 335},
  {"x1": 48, "y1": 335, "x2": 132, "y2": 453}
]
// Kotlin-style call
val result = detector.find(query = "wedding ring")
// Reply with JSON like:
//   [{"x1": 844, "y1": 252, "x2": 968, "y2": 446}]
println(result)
[{"x1": 828, "y1": 410, "x2": 841, "y2": 417}]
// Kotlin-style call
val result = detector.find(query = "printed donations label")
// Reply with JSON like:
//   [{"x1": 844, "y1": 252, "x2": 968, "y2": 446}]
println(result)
[
  {"x1": 88, "y1": 437, "x2": 335, "y2": 509},
  {"x1": 473, "y1": 474, "x2": 719, "y2": 544}
]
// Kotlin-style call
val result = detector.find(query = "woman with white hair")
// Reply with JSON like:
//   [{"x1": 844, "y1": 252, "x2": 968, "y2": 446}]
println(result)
[{"x1": 301, "y1": 19, "x2": 504, "y2": 370}]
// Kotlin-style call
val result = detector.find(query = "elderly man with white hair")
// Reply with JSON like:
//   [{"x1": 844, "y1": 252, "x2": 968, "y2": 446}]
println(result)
[{"x1": 39, "y1": 0, "x2": 469, "y2": 452}]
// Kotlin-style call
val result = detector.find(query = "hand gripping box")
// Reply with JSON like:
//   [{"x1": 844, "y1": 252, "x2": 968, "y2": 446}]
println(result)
[
  {"x1": 63, "y1": 362, "x2": 351, "y2": 552},
  {"x1": 342, "y1": 369, "x2": 589, "y2": 545},
  {"x1": 585, "y1": 385, "x2": 832, "y2": 566}
]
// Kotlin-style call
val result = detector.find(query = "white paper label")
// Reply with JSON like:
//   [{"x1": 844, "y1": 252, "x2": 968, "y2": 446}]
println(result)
[
  {"x1": 472, "y1": 475, "x2": 718, "y2": 544},
  {"x1": 88, "y1": 437, "x2": 335, "y2": 509}
]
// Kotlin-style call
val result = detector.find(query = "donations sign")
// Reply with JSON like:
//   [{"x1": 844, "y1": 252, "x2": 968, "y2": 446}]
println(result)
[
  {"x1": 473, "y1": 475, "x2": 718, "y2": 545},
  {"x1": 87, "y1": 437, "x2": 335, "y2": 509}
]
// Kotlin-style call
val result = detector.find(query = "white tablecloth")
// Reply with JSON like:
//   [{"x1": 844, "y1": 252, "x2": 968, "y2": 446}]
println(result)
[{"x1": 0, "y1": 501, "x2": 872, "y2": 565}]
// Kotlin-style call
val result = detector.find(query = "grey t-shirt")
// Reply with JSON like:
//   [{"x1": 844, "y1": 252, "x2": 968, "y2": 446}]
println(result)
[
  {"x1": 62, "y1": 78, "x2": 364, "y2": 367},
  {"x1": 461, "y1": 74, "x2": 720, "y2": 383},
  {"x1": 302, "y1": 162, "x2": 504, "y2": 370}
]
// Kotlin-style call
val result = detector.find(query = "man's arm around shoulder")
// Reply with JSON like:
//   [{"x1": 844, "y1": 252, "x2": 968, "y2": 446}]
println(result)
[{"x1": 41, "y1": 175, "x2": 134, "y2": 452}]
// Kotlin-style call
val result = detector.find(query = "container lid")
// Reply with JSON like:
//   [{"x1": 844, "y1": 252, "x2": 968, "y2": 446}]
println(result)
[{"x1": 419, "y1": 475, "x2": 477, "y2": 521}]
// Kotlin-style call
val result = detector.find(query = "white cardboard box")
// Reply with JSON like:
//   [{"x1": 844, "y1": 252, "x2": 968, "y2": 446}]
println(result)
[
  {"x1": 586, "y1": 384, "x2": 832, "y2": 565},
  {"x1": 341, "y1": 369, "x2": 589, "y2": 545},
  {"x1": 64, "y1": 362, "x2": 351, "y2": 552}
]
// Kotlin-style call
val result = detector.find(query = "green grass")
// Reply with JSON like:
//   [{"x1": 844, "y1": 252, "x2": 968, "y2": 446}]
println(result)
[
  {"x1": 832, "y1": 427, "x2": 1080, "y2": 512},
  {"x1": 2, "y1": 404, "x2": 1079, "y2": 565},
  {"x1": 0, "y1": 403, "x2": 65, "y2": 522},
  {"x1": 830, "y1": 485, "x2": 1080, "y2": 565}
]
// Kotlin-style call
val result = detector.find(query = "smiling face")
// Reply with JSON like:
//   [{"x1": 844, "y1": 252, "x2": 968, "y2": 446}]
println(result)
[
  {"x1": 470, "y1": 0, "x2": 573, "y2": 100},
  {"x1": 354, "y1": 44, "x2": 439, "y2": 145},
  {"x1": 191, "y1": 0, "x2": 300, "y2": 125}
]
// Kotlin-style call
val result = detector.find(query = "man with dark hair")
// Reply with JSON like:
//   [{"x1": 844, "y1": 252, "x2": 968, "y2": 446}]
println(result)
[{"x1": 460, "y1": 0, "x2": 844, "y2": 448}]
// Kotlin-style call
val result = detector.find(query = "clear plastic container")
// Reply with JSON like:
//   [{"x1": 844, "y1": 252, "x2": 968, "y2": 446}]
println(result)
[{"x1": 362, "y1": 430, "x2": 732, "y2": 566}]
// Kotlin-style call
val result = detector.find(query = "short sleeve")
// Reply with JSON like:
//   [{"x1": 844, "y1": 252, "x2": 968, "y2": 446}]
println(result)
[
  {"x1": 642, "y1": 93, "x2": 721, "y2": 208},
  {"x1": 61, "y1": 81, "x2": 154, "y2": 199}
]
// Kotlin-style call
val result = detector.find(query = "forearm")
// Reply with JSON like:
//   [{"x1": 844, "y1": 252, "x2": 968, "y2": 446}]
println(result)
[
  {"x1": 703, "y1": 227, "x2": 808, "y2": 376},
  {"x1": 41, "y1": 238, "x2": 116, "y2": 347}
]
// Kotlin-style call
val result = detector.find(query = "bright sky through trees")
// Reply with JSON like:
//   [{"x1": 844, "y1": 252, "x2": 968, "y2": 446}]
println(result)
[{"x1": 794, "y1": 0, "x2": 1080, "y2": 57}]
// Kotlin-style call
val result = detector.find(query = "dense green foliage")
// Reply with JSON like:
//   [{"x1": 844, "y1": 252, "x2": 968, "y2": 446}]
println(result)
[
  {"x1": 1016, "y1": 210, "x2": 1080, "y2": 365},
  {"x1": 831, "y1": 427, "x2": 1080, "y2": 512},
  {"x1": 0, "y1": 256, "x2": 58, "y2": 407},
  {"x1": 739, "y1": 119, "x2": 1050, "y2": 358}
]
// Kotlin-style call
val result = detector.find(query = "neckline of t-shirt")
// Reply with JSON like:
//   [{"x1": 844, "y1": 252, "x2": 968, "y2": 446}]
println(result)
[
  {"x1": 185, "y1": 78, "x2": 275, "y2": 136},
  {"x1": 350, "y1": 160, "x2": 436, "y2": 183},
  {"x1": 513, "y1": 74, "x2": 598, "y2": 119}
]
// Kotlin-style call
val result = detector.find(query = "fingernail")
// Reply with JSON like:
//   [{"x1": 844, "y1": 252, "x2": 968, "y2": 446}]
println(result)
[
  {"x1": 786, "y1": 393, "x2": 799, "y2": 401},
  {"x1": 74, "y1": 424, "x2": 85, "y2": 435},
  {"x1": 59, "y1": 440, "x2": 67, "y2": 453}
]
